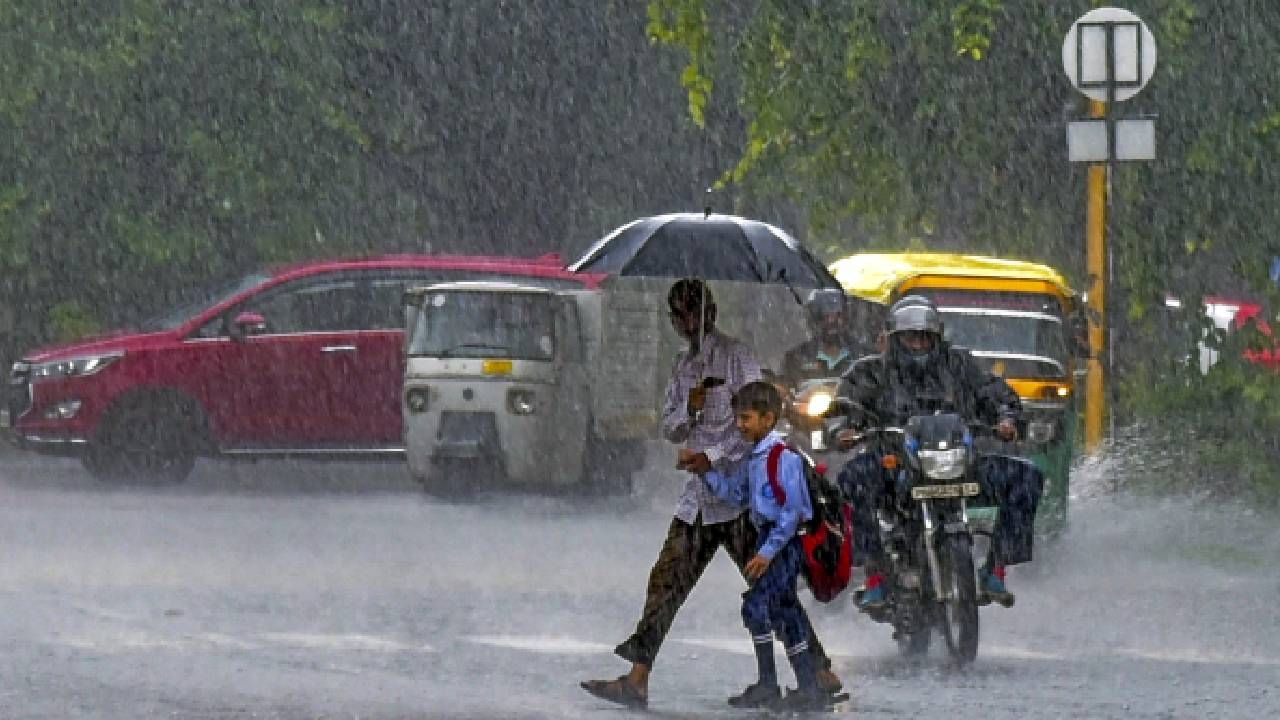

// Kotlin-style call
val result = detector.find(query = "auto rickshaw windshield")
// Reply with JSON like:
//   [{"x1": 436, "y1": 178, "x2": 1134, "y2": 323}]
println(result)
[
  {"x1": 941, "y1": 310, "x2": 1068, "y2": 370},
  {"x1": 409, "y1": 291, "x2": 556, "y2": 361}
]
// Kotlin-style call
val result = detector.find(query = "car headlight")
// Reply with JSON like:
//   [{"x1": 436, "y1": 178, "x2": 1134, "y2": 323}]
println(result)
[
  {"x1": 30, "y1": 351, "x2": 124, "y2": 381},
  {"x1": 507, "y1": 388, "x2": 536, "y2": 416},
  {"x1": 916, "y1": 447, "x2": 968, "y2": 480},
  {"x1": 805, "y1": 391, "x2": 834, "y2": 417}
]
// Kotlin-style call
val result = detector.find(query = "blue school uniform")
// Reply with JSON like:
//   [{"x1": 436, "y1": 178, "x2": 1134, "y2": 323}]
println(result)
[{"x1": 702, "y1": 431, "x2": 817, "y2": 690}]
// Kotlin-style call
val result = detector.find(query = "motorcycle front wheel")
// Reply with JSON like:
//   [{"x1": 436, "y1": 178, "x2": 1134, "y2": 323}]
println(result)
[{"x1": 938, "y1": 533, "x2": 980, "y2": 664}]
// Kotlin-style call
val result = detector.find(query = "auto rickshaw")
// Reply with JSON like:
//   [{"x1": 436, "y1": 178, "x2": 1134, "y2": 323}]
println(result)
[
  {"x1": 828, "y1": 253, "x2": 1089, "y2": 536},
  {"x1": 402, "y1": 281, "x2": 610, "y2": 495}
]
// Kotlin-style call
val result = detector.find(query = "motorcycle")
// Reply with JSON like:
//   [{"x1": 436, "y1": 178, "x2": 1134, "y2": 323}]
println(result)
[{"x1": 832, "y1": 401, "x2": 986, "y2": 664}]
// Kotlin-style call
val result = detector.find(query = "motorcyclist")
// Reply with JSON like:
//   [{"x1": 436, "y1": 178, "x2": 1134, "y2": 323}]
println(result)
[
  {"x1": 834, "y1": 295, "x2": 1043, "y2": 610},
  {"x1": 780, "y1": 289, "x2": 873, "y2": 389}
]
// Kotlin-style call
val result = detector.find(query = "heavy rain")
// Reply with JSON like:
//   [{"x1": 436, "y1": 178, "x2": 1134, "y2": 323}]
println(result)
[{"x1": 1, "y1": 2, "x2": 1278, "y2": 718}]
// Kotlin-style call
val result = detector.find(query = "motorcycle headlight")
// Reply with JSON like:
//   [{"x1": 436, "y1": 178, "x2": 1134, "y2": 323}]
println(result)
[
  {"x1": 30, "y1": 351, "x2": 124, "y2": 381},
  {"x1": 916, "y1": 447, "x2": 968, "y2": 480},
  {"x1": 805, "y1": 391, "x2": 834, "y2": 417}
]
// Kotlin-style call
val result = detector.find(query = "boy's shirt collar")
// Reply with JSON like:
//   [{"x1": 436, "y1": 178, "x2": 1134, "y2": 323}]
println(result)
[{"x1": 750, "y1": 430, "x2": 786, "y2": 456}]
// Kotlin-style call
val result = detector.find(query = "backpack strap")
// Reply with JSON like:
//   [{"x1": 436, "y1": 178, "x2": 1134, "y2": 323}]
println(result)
[{"x1": 766, "y1": 443, "x2": 788, "y2": 506}]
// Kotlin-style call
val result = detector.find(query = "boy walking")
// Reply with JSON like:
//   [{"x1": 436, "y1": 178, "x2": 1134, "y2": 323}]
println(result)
[{"x1": 679, "y1": 381, "x2": 833, "y2": 711}]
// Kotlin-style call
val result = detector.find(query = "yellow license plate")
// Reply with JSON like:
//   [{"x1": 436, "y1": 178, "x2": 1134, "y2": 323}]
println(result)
[
  {"x1": 482, "y1": 359, "x2": 513, "y2": 375},
  {"x1": 911, "y1": 482, "x2": 981, "y2": 500}
]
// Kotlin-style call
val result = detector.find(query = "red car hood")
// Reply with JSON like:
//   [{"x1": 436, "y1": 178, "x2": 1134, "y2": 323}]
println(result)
[{"x1": 22, "y1": 329, "x2": 175, "y2": 363}]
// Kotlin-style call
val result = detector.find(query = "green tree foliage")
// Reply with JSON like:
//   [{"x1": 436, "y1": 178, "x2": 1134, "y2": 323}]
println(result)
[
  {"x1": 649, "y1": 0, "x2": 1280, "y2": 493},
  {"x1": 0, "y1": 1, "x2": 727, "y2": 357},
  {"x1": 648, "y1": 0, "x2": 1279, "y2": 286}
]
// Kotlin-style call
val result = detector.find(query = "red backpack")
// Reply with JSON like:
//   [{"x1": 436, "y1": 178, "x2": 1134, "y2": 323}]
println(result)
[{"x1": 765, "y1": 443, "x2": 855, "y2": 603}]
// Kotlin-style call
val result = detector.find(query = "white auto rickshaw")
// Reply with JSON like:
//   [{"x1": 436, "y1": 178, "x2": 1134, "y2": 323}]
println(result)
[{"x1": 401, "y1": 281, "x2": 635, "y2": 495}]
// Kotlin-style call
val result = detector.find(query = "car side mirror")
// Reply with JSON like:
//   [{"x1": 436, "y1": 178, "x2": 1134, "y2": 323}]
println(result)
[{"x1": 230, "y1": 311, "x2": 267, "y2": 340}]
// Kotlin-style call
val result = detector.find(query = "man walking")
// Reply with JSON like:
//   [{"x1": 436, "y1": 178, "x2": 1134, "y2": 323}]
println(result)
[{"x1": 580, "y1": 278, "x2": 841, "y2": 709}]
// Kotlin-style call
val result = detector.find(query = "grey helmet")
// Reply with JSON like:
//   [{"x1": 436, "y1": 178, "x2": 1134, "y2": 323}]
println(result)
[
  {"x1": 886, "y1": 295, "x2": 943, "y2": 372},
  {"x1": 885, "y1": 295, "x2": 944, "y2": 335}
]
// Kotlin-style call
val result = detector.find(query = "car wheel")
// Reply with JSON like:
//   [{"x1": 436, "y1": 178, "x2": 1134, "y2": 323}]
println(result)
[{"x1": 83, "y1": 395, "x2": 203, "y2": 484}]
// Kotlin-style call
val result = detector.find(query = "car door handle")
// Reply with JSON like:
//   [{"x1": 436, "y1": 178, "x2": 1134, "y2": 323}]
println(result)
[{"x1": 321, "y1": 345, "x2": 358, "y2": 353}]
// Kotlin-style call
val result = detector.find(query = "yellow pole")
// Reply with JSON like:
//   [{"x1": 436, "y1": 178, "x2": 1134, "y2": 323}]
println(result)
[{"x1": 1084, "y1": 99, "x2": 1107, "y2": 453}]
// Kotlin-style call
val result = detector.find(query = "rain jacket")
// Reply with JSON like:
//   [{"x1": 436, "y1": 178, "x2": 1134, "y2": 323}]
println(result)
[
  {"x1": 838, "y1": 342, "x2": 1022, "y2": 428},
  {"x1": 780, "y1": 335, "x2": 872, "y2": 388}
]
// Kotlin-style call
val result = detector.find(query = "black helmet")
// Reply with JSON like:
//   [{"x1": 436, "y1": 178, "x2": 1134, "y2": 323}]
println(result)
[
  {"x1": 805, "y1": 288, "x2": 846, "y2": 318},
  {"x1": 805, "y1": 289, "x2": 846, "y2": 335}
]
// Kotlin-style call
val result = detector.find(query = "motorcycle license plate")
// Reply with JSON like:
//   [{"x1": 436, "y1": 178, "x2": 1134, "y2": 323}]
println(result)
[{"x1": 911, "y1": 482, "x2": 981, "y2": 500}]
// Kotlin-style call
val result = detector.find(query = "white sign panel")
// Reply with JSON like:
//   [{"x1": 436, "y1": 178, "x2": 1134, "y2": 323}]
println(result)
[
  {"x1": 1067, "y1": 118, "x2": 1157, "y2": 162},
  {"x1": 1062, "y1": 7, "x2": 1157, "y2": 102}
]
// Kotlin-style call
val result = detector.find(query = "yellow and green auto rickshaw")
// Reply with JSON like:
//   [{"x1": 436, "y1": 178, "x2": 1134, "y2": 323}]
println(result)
[{"x1": 829, "y1": 253, "x2": 1088, "y2": 536}]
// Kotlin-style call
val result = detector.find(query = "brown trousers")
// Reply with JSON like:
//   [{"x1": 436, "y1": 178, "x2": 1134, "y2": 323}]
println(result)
[{"x1": 614, "y1": 514, "x2": 831, "y2": 669}]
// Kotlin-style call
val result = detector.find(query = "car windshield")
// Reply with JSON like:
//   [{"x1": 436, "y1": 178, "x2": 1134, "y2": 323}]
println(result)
[
  {"x1": 408, "y1": 291, "x2": 556, "y2": 361},
  {"x1": 137, "y1": 272, "x2": 274, "y2": 332},
  {"x1": 940, "y1": 309, "x2": 1068, "y2": 367}
]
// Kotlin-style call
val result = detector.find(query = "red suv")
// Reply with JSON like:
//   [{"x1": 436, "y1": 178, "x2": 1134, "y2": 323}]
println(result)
[{"x1": 7, "y1": 254, "x2": 602, "y2": 482}]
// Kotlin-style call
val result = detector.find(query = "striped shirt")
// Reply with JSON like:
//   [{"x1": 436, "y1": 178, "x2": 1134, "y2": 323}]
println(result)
[{"x1": 661, "y1": 330, "x2": 762, "y2": 525}]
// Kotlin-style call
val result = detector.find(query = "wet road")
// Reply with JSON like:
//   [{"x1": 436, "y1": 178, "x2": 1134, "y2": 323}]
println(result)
[{"x1": 1, "y1": 454, "x2": 1277, "y2": 718}]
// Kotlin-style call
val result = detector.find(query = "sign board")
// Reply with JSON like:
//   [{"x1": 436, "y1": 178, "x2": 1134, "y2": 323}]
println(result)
[
  {"x1": 1061, "y1": 7, "x2": 1157, "y2": 102},
  {"x1": 1067, "y1": 117, "x2": 1156, "y2": 162}
]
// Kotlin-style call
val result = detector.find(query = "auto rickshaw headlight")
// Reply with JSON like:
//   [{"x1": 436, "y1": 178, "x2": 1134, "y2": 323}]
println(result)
[
  {"x1": 805, "y1": 392, "x2": 834, "y2": 417},
  {"x1": 1027, "y1": 420, "x2": 1055, "y2": 444},
  {"x1": 405, "y1": 388, "x2": 430, "y2": 414},
  {"x1": 507, "y1": 388, "x2": 536, "y2": 416}
]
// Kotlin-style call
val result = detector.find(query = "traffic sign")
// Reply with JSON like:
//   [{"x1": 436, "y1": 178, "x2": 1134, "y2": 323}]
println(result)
[{"x1": 1062, "y1": 7, "x2": 1157, "y2": 102}]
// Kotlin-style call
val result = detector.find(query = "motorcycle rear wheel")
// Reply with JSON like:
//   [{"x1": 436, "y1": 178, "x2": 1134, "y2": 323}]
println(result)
[{"x1": 938, "y1": 534, "x2": 980, "y2": 664}]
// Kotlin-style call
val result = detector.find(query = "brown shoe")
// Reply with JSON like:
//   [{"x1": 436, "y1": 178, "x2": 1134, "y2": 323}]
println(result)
[
  {"x1": 580, "y1": 675, "x2": 648, "y2": 709},
  {"x1": 816, "y1": 667, "x2": 843, "y2": 695}
]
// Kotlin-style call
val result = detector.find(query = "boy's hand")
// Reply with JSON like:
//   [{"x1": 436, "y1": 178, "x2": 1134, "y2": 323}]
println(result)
[
  {"x1": 676, "y1": 450, "x2": 711, "y2": 474},
  {"x1": 744, "y1": 554, "x2": 772, "y2": 581}
]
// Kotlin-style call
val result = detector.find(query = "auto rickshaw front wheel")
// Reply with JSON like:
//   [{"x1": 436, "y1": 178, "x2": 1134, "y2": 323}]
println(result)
[{"x1": 419, "y1": 458, "x2": 480, "y2": 498}]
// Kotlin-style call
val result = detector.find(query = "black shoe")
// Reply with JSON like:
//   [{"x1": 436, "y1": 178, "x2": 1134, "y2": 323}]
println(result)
[
  {"x1": 772, "y1": 686, "x2": 835, "y2": 712},
  {"x1": 727, "y1": 681, "x2": 781, "y2": 708}
]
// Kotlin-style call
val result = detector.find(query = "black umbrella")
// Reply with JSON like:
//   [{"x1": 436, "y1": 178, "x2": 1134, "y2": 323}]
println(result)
[{"x1": 566, "y1": 213, "x2": 840, "y2": 290}]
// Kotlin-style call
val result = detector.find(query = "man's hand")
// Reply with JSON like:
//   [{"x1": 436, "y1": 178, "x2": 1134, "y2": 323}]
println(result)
[
  {"x1": 676, "y1": 448, "x2": 696, "y2": 469},
  {"x1": 744, "y1": 553, "x2": 772, "y2": 581},
  {"x1": 687, "y1": 385, "x2": 707, "y2": 415},
  {"x1": 996, "y1": 418, "x2": 1018, "y2": 441},
  {"x1": 835, "y1": 428, "x2": 860, "y2": 451}
]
